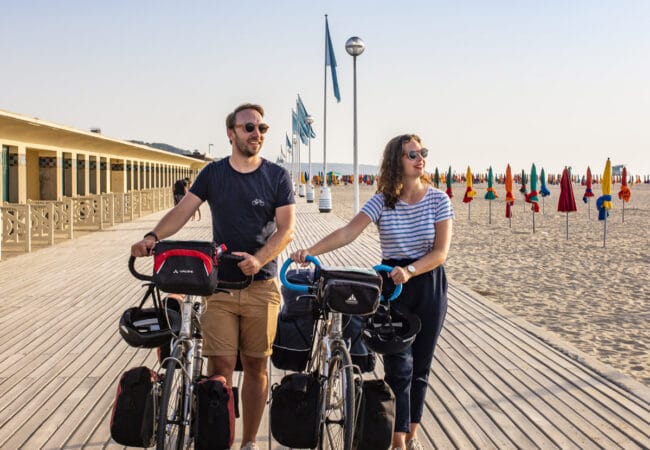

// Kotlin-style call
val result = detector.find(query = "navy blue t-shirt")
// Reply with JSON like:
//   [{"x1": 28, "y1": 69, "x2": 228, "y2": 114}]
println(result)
[{"x1": 189, "y1": 158, "x2": 295, "y2": 279}]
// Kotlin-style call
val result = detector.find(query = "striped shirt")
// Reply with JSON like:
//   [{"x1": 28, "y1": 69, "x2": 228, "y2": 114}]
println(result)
[{"x1": 361, "y1": 186, "x2": 454, "y2": 259}]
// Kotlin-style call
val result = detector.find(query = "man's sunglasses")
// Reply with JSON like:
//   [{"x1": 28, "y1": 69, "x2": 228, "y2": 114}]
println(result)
[
  {"x1": 403, "y1": 148, "x2": 428, "y2": 160},
  {"x1": 236, "y1": 122, "x2": 270, "y2": 134}
]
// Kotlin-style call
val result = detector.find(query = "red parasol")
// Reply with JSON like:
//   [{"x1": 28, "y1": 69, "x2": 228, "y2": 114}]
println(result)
[
  {"x1": 505, "y1": 164, "x2": 515, "y2": 227},
  {"x1": 557, "y1": 167, "x2": 577, "y2": 239},
  {"x1": 618, "y1": 166, "x2": 631, "y2": 223}
]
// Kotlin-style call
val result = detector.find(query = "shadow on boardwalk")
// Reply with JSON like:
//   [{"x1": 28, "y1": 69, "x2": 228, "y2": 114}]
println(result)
[{"x1": 0, "y1": 202, "x2": 648, "y2": 449}]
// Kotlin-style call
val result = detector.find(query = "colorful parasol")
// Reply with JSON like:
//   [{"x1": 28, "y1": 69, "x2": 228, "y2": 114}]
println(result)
[
  {"x1": 433, "y1": 167, "x2": 440, "y2": 188},
  {"x1": 505, "y1": 164, "x2": 515, "y2": 225},
  {"x1": 445, "y1": 166, "x2": 453, "y2": 198},
  {"x1": 463, "y1": 166, "x2": 476, "y2": 203},
  {"x1": 596, "y1": 158, "x2": 612, "y2": 247},
  {"x1": 485, "y1": 166, "x2": 498, "y2": 224},
  {"x1": 618, "y1": 166, "x2": 631, "y2": 222},
  {"x1": 525, "y1": 164, "x2": 540, "y2": 213},
  {"x1": 557, "y1": 166, "x2": 577, "y2": 239},
  {"x1": 463, "y1": 166, "x2": 477, "y2": 221}
]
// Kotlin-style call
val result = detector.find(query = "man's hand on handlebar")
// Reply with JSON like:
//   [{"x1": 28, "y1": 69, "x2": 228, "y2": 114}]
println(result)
[
  {"x1": 131, "y1": 237, "x2": 156, "y2": 257},
  {"x1": 231, "y1": 251, "x2": 262, "y2": 276},
  {"x1": 290, "y1": 249, "x2": 311, "y2": 264}
]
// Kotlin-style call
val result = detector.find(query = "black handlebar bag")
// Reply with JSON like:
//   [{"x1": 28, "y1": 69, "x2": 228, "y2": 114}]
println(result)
[
  {"x1": 153, "y1": 240, "x2": 219, "y2": 295},
  {"x1": 317, "y1": 267, "x2": 382, "y2": 316}
]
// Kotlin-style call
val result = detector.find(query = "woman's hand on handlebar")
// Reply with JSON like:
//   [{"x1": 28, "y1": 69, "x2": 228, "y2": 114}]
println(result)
[
  {"x1": 290, "y1": 249, "x2": 311, "y2": 264},
  {"x1": 131, "y1": 236, "x2": 156, "y2": 257},
  {"x1": 389, "y1": 266, "x2": 412, "y2": 285}
]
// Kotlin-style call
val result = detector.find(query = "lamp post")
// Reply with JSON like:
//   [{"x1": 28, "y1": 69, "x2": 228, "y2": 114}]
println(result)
[
  {"x1": 345, "y1": 36, "x2": 365, "y2": 214},
  {"x1": 208, "y1": 143, "x2": 214, "y2": 158},
  {"x1": 306, "y1": 115, "x2": 315, "y2": 203}
]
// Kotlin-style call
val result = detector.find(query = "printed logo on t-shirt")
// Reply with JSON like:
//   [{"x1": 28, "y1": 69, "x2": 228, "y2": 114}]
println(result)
[{"x1": 252, "y1": 198, "x2": 265, "y2": 206}]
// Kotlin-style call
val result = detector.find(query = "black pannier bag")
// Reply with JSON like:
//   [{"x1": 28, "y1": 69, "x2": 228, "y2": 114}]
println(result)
[
  {"x1": 353, "y1": 379, "x2": 396, "y2": 450},
  {"x1": 193, "y1": 375, "x2": 235, "y2": 450},
  {"x1": 272, "y1": 269, "x2": 317, "y2": 372},
  {"x1": 270, "y1": 372, "x2": 321, "y2": 449},
  {"x1": 317, "y1": 266, "x2": 382, "y2": 316},
  {"x1": 343, "y1": 315, "x2": 376, "y2": 373},
  {"x1": 153, "y1": 240, "x2": 221, "y2": 296},
  {"x1": 110, "y1": 366, "x2": 156, "y2": 447}
]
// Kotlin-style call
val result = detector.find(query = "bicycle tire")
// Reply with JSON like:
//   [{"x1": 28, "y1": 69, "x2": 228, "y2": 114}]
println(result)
[
  {"x1": 319, "y1": 341, "x2": 355, "y2": 450},
  {"x1": 157, "y1": 346, "x2": 189, "y2": 450}
]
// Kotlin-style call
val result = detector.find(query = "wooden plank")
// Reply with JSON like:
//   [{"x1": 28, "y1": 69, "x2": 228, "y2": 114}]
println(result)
[{"x1": 0, "y1": 201, "x2": 647, "y2": 449}]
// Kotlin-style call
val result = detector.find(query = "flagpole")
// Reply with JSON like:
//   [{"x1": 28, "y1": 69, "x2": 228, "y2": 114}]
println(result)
[
  {"x1": 323, "y1": 15, "x2": 328, "y2": 186},
  {"x1": 319, "y1": 15, "x2": 333, "y2": 212}
]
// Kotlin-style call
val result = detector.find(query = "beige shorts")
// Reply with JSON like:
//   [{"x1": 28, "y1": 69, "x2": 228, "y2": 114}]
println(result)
[{"x1": 202, "y1": 278, "x2": 281, "y2": 358}]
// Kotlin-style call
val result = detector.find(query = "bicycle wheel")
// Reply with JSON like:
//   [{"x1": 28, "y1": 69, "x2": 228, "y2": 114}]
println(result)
[
  {"x1": 319, "y1": 341, "x2": 355, "y2": 450},
  {"x1": 157, "y1": 346, "x2": 188, "y2": 450}
]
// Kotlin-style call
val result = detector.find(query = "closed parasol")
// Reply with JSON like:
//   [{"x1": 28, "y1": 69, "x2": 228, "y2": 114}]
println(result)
[
  {"x1": 463, "y1": 166, "x2": 477, "y2": 220},
  {"x1": 618, "y1": 166, "x2": 631, "y2": 223},
  {"x1": 505, "y1": 164, "x2": 515, "y2": 225},
  {"x1": 596, "y1": 158, "x2": 612, "y2": 247},
  {"x1": 557, "y1": 167, "x2": 577, "y2": 239},
  {"x1": 433, "y1": 167, "x2": 440, "y2": 189},
  {"x1": 445, "y1": 166, "x2": 453, "y2": 198},
  {"x1": 484, "y1": 166, "x2": 498, "y2": 224},
  {"x1": 525, "y1": 164, "x2": 540, "y2": 232}
]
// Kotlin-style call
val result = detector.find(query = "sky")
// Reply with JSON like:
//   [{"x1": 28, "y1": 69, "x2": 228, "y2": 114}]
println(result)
[{"x1": 2, "y1": 0, "x2": 649, "y2": 177}]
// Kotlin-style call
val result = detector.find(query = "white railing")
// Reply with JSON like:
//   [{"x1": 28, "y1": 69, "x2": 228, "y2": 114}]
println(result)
[{"x1": 0, "y1": 188, "x2": 173, "y2": 260}]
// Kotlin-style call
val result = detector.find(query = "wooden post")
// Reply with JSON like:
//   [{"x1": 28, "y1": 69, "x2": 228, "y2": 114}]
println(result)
[
  {"x1": 49, "y1": 203, "x2": 55, "y2": 246},
  {"x1": 25, "y1": 204, "x2": 32, "y2": 253},
  {"x1": 68, "y1": 198, "x2": 74, "y2": 239},
  {"x1": 99, "y1": 195, "x2": 104, "y2": 231}
]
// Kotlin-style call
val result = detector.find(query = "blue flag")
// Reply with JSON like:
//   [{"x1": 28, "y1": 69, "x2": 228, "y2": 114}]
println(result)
[
  {"x1": 325, "y1": 17, "x2": 341, "y2": 102},
  {"x1": 291, "y1": 109, "x2": 298, "y2": 137},
  {"x1": 296, "y1": 94, "x2": 316, "y2": 140},
  {"x1": 285, "y1": 133, "x2": 292, "y2": 150}
]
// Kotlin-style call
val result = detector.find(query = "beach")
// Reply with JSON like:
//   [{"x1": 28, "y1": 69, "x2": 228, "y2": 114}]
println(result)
[{"x1": 314, "y1": 181, "x2": 650, "y2": 386}]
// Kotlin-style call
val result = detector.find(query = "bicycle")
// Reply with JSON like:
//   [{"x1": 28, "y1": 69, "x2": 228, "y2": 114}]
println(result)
[
  {"x1": 129, "y1": 243, "x2": 251, "y2": 450},
  {"x1": 279, "y1": 256, "x2": 401, "y2": 450}
]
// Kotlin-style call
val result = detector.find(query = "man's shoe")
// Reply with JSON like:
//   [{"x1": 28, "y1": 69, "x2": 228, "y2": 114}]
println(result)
[
  {"x1": 407, "y1": 438, "x2": 424, "y2": 450},
  {"x1": 240, "y1": 442, "x2": 259, "y2": 450}
]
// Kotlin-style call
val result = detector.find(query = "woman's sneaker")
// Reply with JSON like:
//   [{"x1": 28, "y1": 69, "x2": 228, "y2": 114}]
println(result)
[{"x1": 407, "y1": 438, "x2": 424, "y2": 450}]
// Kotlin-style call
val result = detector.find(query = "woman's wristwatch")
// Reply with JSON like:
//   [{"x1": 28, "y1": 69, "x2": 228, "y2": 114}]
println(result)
[{"x1": 406, "y1": 265, "x2": 416, "y2": 275}]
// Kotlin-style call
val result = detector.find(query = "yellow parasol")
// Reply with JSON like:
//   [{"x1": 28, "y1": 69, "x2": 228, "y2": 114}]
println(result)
[{"x1": 597, "y1": 158, "x2": 612, "y2": 247}]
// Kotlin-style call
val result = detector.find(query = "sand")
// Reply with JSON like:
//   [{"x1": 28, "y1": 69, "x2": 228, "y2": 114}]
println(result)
[{"x1": 313, "y1": 181, "x2": 650, "y2": 386}]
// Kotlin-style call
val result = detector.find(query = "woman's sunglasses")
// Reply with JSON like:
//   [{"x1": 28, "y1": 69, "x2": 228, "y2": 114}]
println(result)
[
  {"x1": 403, "y1": 148, "x2": 428, "y2": 160},
  {"x1": 236, "y1": 122, "x2": 270, "y2": 134}
]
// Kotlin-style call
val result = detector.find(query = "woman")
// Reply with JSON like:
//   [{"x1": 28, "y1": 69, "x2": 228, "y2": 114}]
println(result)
[{"x1": 291, "y1": 134, "x2": 453, "y2": 450}]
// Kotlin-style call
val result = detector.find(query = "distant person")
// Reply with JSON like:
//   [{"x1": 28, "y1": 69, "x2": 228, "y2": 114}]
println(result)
[
  {"x1": 188, "y1": 179, "x2": 201, "y2": 221},
  {"x1": 173, "y1": 177, "x2": 189, "y2": 205},
  {"x1": 291, "y1": 134, "x2": 453, "y2": 450},
  {"x1": 132, "y1": 103, "x2": 295, "y2": 450}
]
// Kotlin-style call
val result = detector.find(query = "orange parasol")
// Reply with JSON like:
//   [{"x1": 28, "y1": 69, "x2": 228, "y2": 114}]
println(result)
[{"x1": 618, "y1": 166, "x2": 631, "y2": 223}]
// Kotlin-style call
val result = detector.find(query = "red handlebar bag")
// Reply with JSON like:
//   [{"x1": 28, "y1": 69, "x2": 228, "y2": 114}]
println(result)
[{"x1": 153, "y1": 240, "x2": 219, "y2": 296}]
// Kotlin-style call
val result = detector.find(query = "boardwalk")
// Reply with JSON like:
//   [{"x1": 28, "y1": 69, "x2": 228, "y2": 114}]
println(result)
[{"x1": 0, "y1": 201, "x2": 648, "y2": 449}]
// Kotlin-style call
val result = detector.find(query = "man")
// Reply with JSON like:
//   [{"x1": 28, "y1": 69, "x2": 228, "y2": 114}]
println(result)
[{"x1": 131, "y1": 103, "x2": 295, "y2": 450}]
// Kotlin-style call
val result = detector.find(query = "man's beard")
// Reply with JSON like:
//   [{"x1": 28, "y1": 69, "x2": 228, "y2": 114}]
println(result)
[{"x1": 235, "y1": 135, "x2": 261, "y2": 158}]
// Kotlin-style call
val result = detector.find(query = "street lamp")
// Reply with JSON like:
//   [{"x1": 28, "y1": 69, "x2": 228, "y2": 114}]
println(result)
[
  {"x1": 345, "y1": 36, "x2": 365, "y2": 214},
  {"x1": 306, "y1": 115, "x2": 315, "y2": 203},
  {"x1": 208, "y1": 143, "x2": 214, "y2": 158}
]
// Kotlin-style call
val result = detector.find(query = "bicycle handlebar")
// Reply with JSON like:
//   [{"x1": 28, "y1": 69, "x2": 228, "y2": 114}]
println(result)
[
  {"x1": 373, "y1": 264, "x2": 403, "y2": 302},
  {"x1": 129, "y1": 251, "x2": 253, "y2": 291},
  {"x1": 279, "y1": 255, "x2": 321, "y2": 293},
  {"x1": 279, "y1": 257, "x2": 403, "y2": 301}
]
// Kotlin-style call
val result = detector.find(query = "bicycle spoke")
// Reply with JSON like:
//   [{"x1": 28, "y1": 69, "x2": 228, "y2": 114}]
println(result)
[
  {"x1": 320, "y1": 344, "x2": 355, "y2": 450},
  {"x1": 157, "y1": 348, "x2": 189, "y2": 450}
]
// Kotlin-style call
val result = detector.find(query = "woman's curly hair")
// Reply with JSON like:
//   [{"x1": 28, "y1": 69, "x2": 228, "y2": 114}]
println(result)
[{"x1": 376, "y1": 134, "x2": 431, "y2": 209}]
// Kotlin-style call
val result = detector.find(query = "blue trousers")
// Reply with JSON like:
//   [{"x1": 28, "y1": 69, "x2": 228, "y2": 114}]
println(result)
[{"x1": 381, "y1": 259, "x2": 448, "y2": 433}]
